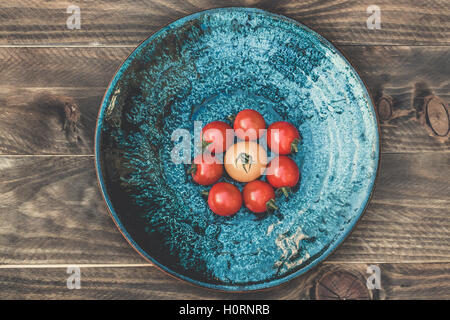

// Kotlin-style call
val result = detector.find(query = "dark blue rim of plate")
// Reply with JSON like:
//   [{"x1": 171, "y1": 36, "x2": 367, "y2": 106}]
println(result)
[{"x1": 94, "y1": 7, "x2": 381, "y2": 292}]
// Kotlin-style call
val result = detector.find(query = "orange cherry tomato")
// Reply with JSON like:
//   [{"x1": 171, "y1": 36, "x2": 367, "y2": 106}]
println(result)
[{"x1": 224, "y1": 141, "x2": 267, "y2": 183}]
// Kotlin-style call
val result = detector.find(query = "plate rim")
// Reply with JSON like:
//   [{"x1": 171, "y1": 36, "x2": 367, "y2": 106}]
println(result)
[{"x1": 94, "y1": 7, "x2": 381, "y2": 292}]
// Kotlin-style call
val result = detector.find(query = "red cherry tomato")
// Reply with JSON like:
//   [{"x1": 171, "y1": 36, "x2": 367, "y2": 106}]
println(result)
[
  {"x1": 243, "y1": 180, "x2": 277, "y2": 213},
  {"x1": 266, "y1": 156, "x2": 300, "y2": 190},
  {"x1": 233, "y1": 109, "x2": 266, "y2": 141},
  {"x1": 208, "y1": 182, "x2": 242, "y2": 216},
  {"x1": 189, "y1": 154, "x2": 223, "y2": 185},
  {"x1": 201, "y1": 121, "x2": 233, "y2": 154},
  {"x1": 267, "y1": 121, "x2": 300, "y2": 155}
]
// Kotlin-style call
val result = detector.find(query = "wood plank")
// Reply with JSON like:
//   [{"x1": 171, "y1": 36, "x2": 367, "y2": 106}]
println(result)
[
  {"x1": 0, "y1": 153, "x2": 448, "y2": 265},
  {"x1": 0, "y1": 263, "x2": 448, "y2": 299},
  {"x1": 339, "y1": 45, "x2": 450, "y2": 153},
  {"x1": 0, "y1": 156, "x2": 145, "y2": 264},
  {"x1": 0, "y1": 87, "x2": 102, "y2": 154},
  {"x1": 0, "y1": 0, "x2": 449, "y2": 46},
  {"x1": 331, "y1": 152, "x2": 450, "y2": 262},
  {"x1": 0, "y1": 46, "x2": 449, "y2": 155},
  {"x1": 0, "y1": 48, "x2": 124, "y2": 88}
]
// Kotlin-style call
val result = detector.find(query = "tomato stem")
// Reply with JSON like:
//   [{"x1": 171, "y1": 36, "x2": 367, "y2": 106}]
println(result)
[
  {"x1": 201, "y1": 190, "x2": 209, "y2": 198},
  {"x1": 187, "y1": 164, "x2": 197, "y2": 175},
  {"x1": 201, "y1": 140, "x2": 212, "y2": 152},
  {"x1": 266, "y1": 198, "x2": 278, "y2": 211},
  {"x1": 291, "y1": 137, "x2": 301, "y2": 153},
  {"x1": 227, "y1": 114, "x2": 236, "y2": 124},
  {"x1": 235, "y1": 152, "x2": 253, "y2": 173},
  {"x1": 278, "y1": 187, "x2": 290, "y2": 198}
]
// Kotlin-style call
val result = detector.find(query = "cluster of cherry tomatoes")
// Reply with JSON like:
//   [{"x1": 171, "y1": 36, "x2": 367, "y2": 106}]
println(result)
[{"x1": 188, "y1": 109, "x2": 301, "y2": 217}]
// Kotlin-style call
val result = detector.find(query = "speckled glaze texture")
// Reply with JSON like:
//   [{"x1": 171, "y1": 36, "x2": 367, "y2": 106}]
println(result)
[{"x1": 96, "y1": 8, "x2": 379, "y2": 291}]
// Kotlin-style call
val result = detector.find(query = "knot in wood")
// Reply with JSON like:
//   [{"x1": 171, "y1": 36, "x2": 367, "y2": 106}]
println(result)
[{"x1": 314, "y1": 269, "x2": 372, "y2": 300}]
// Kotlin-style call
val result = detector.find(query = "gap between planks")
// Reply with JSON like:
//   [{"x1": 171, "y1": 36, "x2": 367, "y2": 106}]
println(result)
[
  {"x1": 1, "y1": 150, "x2": 450, "y2": 157},
  {"x1": 0, "y1": 154, "x2": 96, "y2": 157},
  {"x1": 0, "y1": 45, "x2": 136, "y2": 48},
  {"x1": 1, "y1": 261, "x2": 449, "y2": 269},
  {"x1": 1, "y1": 45, "x2": 450, "y2": 48}
]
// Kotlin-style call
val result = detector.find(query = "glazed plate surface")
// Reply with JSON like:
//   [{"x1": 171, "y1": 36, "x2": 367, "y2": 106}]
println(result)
[{"x1": 96, "y1": 8, "x2": 379, "y2": 291}]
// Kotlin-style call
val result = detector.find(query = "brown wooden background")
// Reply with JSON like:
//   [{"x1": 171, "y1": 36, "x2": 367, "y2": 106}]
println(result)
[{"x1": 0, "y1": 0, "x2": 449, "y2": 299}]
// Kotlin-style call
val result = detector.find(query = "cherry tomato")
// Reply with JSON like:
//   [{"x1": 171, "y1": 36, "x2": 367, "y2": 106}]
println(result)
[
  {"x1": 233, "y1": 109, "x2": 266, "y2": 141},
  {"x1": 243, "y1": 180, "x2": 277, "y2": 213},
  {"x1": 266, "y1": 156, "x2": 300, "y2": 196},
  {"x1": 208, "y1": 182, "x2": 242, "y2": 216},
  {"x1": 267, "y1": 121, "x2": 301, "y2": 155},
  {"x1": 201, "y1": 121, "x2": 233, "y2": 154},
  {"x1": 224, "y1": 141, "x2": 268, "y2": 183},
  {"x1": 189, "y1": 154, "x2": 223, "y2": 185}
]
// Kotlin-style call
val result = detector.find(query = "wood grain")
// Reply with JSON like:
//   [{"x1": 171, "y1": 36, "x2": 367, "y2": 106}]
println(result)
[
  {"x1": 333, "y1": 152, "x2": 450, "y2": 262},
  {"x1": 0, "y1": 87, "x2": 103, "y2": 154},
  {"x1": 0, "y1": 1, "x2": 449, "y2": 300},
  {"x1": 0, "y1": 263, "x2": 448, "y2": 299},
  {"x1": 339, "y1": 45, "x2": 450, "y2": 152},
  {"x1": 0, "y1": 46, "x2": 449, "y2": 155},
  {"x1": 0, "y1": 153, "x2": 448, "y2": 265},
  {"x1": 0, "y1": 48, "x2": 123, "y2": 88},
  {"x1": 0, "y1": 0, "x2": 449, "y2": 46},
  {"x1": 0, "y1": 156, "x2": 145, "y2": 265}
]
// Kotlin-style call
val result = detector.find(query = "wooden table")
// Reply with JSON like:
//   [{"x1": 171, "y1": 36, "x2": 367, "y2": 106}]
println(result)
[{"x1": 0, "y1": 0, "x2": 449, "y2": 300}]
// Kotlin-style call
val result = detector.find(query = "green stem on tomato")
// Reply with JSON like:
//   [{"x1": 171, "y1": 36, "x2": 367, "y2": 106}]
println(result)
[
  {"x1": 227, "y1": 114, "x2": 236, "y2": 124},
  {"x1": 187, "y1": 164, "x2": 197, "y2": 175},
  {"x1": 277, "y1": 187, "x2": 291, "y2": 198},
  {"x1": 291, "y1": 137, "x2": 301, "y2": 153},
  {"x1": 266, "y1": 198, "x2": 278, "y2": 212},
  {"x1": 201, "y1": 190, "x2": 209, "y2": 199},
  {"x1": 201, "y1": 140, "x2": 212, "y2": 152}
]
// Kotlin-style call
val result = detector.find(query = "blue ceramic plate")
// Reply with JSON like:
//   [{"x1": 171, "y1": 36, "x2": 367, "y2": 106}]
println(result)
[{"x1": 95, "y1": 7, "x2": 379, "y2": 291}]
